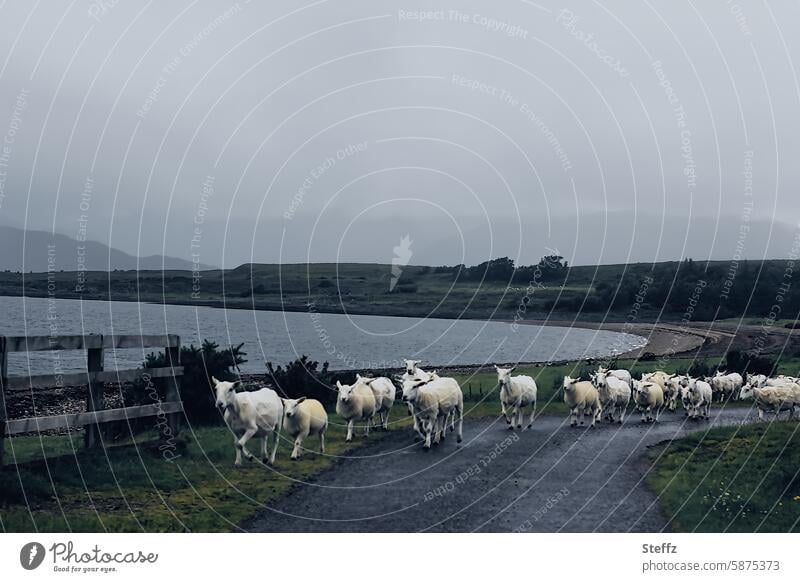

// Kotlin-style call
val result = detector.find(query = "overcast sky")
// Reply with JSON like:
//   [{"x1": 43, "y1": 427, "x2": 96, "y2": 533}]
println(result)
[{"x1": 0, "y1": 1, "x2": 798, "y2": 268}]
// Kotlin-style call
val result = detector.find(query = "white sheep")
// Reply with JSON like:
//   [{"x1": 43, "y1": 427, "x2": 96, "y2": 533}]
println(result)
[
  {"x1": 282, "y1": 397, "x2": 329, "y2": 460},
  {"x1": 664, "y1": 374, "x2": 688, "y2": 411},
  {"x1": 357, "y1": 374, "x2": 396, "y2": 430},
  {"x1": 562, "y1": 376, "x2": 601, "y2": 427},
  {"x1": 708, "y1": 371, "x2": 743, "y2": 401},
  {"x1": 213, "y1": 376, "x2": 283, "y2": 466},
  {"x1": 402, "y1": 374, "x2": 463, "y2": 448},
  {"x1": 336, "y1": 380, "x2": 377, "y2": 441},
  {"x1": 496, "y1": 366, "x2": 538, "y2": 429},
  {"x1": 739, "y1": 382, "x2": 800, "y2": 420},
  {"x1": 633, "y1": 380, "x2": 665, "y2": 423},
  {"x1": 596, "y1": 366, "x2": 632, "y2": 387},
  {"x1": 594, "y1": 371, "x2": 631, "y2": 423},
  {"x1": 687, "y1": 378, "x2": 713, "y2": 419}
]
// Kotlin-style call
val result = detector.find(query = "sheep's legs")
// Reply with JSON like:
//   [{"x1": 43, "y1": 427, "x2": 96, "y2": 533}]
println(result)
[
  {"x1": 237, "y1": 428, "x2": 258, "y2": 462},
  {"x1": 528, "y1": 401, "x2": 536, "y2": 428},
  {"x1": 456, "y1": 406, "x2": 463, "y2": 443},
  {"x1": 319, "y1": 429, "x2": 325, "y2": 453},
  {"x1": 269, "y1": 427, "x2": 280, "y2": 465},
  {"x1": 233, "y1": 435, "x2": 243, "y2": 466},
  {"x1": 291, "y1": 430, "x2": 309, "y2": 460},
  {"x1": 346, "y1": 420, "x2": 354, "y2": 442}
]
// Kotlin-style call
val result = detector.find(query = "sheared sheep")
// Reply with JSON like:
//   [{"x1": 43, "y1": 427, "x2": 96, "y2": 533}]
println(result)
[
  {"x1": 496, "y1": 366, "x2": 538, "y2": 429},
  {"x1": 282, "y1": 397, "x2": 328, "y2": 460},
  {"x1": 687, "y1": 378, "x2": 713, "y2": 419},
  {"x1": 594, "y1": 371, "x2": 631, "y2": 423},
  {"x1": 213, "y1": 376, "x2": 283, "y2": 466}
]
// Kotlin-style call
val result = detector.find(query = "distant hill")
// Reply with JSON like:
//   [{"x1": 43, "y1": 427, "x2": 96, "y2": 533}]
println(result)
[{"x1": 0, "y1": 225, "x2": 214, "y2": 272}]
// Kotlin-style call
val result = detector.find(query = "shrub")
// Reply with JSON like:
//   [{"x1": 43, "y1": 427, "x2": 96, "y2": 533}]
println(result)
[
  {"x1": 266, "y1": 355, "x2": 337, "y2": 407},
  {"x1": 123, "y1": 340, "x2": 248, "y2": 430}
]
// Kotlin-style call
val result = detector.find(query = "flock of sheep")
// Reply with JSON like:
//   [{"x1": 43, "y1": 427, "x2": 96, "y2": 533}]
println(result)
[{"x1": 211, "y1": 360, "x2": 800, "y2": 466}]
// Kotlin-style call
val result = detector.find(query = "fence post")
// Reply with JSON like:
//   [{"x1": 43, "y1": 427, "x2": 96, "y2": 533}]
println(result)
[
  {"x1": 0, "y1": 337, "x2": 7, "y2": 468},
  {"x1": 84, "y1": 336, "x2": 105, "y2": 449},
  {"x1": 165, "y1": 337, "x2": 181, "y2": 438}
]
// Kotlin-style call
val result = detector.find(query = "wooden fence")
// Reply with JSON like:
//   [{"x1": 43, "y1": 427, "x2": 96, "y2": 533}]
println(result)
[{"x1": 0, "y1": 334, "x2": 184, "y2": 467}]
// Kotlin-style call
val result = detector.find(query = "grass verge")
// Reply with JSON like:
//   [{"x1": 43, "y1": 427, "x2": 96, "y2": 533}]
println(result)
[{"x1": 647, "y1": 421, "x2": 800, "y2": 532}]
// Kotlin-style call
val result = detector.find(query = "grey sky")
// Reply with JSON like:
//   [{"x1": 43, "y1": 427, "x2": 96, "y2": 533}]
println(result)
[{"x1": 0, "y1": 1, "x2": 798, "y2": 268}]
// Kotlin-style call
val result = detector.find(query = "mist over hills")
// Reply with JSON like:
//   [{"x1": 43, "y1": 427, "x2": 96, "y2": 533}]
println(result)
[{"x1": 0, "y1": 226, "x2": 214, "y2": 272}]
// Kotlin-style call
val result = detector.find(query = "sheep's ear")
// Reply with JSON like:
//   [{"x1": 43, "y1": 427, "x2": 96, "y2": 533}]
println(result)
[
  {"x1": 211, "y1": 376, "x2": 220, "y2": 386},
  {"x1": 509, "y1": 367, "x2": 516, "y2": 373},
  {"x1": 232, "y1": 381, "x2": 242, "y2": 391},
  {"x1": 356, "y1": 373, "x2": 362, "y2": 380},
  {"x1": 336, "y1": 380, "x2": 343, "y2": 389},
  {"x1": 296, "y1": 396, "x2": 307, "y2": 404}
]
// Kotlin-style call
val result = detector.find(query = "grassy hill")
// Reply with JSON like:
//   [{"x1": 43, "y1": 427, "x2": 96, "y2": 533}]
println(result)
[{"x1": 1, "y1": 258, "x2": 797, "y2": 323}]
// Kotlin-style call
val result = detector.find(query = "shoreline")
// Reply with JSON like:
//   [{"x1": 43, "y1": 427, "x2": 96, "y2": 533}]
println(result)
[{"x1": 1, "y1": 292, "x2": 797, "y2": 364}]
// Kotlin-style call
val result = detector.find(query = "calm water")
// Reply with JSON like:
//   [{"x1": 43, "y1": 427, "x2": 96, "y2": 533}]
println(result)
[{"x1": 0, "y1": 296, "x2": 646, "y2": 376}]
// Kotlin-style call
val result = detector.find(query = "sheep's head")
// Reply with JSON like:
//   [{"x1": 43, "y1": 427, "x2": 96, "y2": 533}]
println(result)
[
  {"x1": 212, "y1": 376, "x2": 241, "y2": 412},
  {"x1": 404, "y1": 359, "x2": 421, "y2": 375},
  {"x1": 401, "y1": 378, "x2": 425, "y2": 403},
  {"x1": 562, "y1": 376, "x2": 578, "y2": 391},
  {"x1": 593, "y1": 371, "x2": 608, "y2": 389},
  {"x1": 597, "y1": 366, "x2": 608, "y2": 374},
  {"x1": 680, "y1": 385, "x2": 692, "y2": 405},
  {"x1": 496, "y1": 366, "x2": 514, "y2": 388},
  {"x1": 283, "y1": 397, "x2": 306, "y2": 418},
  {"x1": 337, "y1": 381, "x2": 356, "y2": 403},
  {"x1": 739, "y1": 383, "x2": 755, "y2": 401}
]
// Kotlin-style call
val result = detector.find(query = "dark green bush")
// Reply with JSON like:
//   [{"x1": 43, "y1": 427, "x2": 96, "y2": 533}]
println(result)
[{"x1": 266, "y1": 355, "x2": 336, "y2": 407}]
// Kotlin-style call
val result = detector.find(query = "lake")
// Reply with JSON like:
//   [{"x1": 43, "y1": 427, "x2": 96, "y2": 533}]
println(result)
[{"x1": 0, "y1": 296, "x2": 646, "y2": 376}]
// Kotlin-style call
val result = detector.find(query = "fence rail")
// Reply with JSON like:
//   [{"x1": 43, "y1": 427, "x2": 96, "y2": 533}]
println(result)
[{"x1": 0, "y1": 334, "x2": 183, "y2": 467}]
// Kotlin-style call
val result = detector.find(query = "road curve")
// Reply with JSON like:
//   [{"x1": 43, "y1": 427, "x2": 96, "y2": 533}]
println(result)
[{"x1": 243, "y1": 407, "x2": 754, "y2": 533}]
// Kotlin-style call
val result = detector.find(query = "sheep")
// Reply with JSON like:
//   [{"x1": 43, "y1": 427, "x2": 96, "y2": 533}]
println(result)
[
  {"x1": 496, "y1": 366, "x2": 538, "y2": 429},
  {"x1": 664, "y1": 374, "x2": 688, "y2": 411},
  {"x1": 357, "y1": 374, "x2": 395, "y2": 430},
  {"x1": 282, "y1": 397, "x2": 328, "y2": 460},
  {"x1": 680, "y1": 383, "x2": 694, "y2": 416},
  {"x1": 633, "y1": 380, "x2": 665, "y2": 423},
  {"x1": 562, "y1": 376, "x2": 601, "y2": 427},
  {"x1": 641, "y1": 370, "x2": 669, "y2": 390},
  {"x1": 401, "y1": 377, "x2": 441, "y2": 449},
  {"x1": 399, "y1": 360, "x2": 433, "y2": 438},
  {"x1": 596, "y1": 366, "x2": 632, "y2": 387},
  {"x1": 739, "y1": 382, "x2": 800, "y2": 420},
  {"x1": 336, "y1": 380, "x2": 377, "y2": 441},
  {"x1": 687, "y1": 378, "x2": 713, "y2": 419},
  {"x1": 213, "y1": 376, "x2": 283, "y2": 466},
  {"x1": 594, "y1": 371, "x2": 631, "y2": 423},
  {"x1": 402, "y1": 374, "x2": 464, "y2": 448},
  {"x1": 708, "y1": 371, "x2": 743, "y2": 401}
]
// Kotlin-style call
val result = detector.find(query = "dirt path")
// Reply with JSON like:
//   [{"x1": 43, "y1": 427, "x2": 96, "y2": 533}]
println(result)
[{"x1": 243, "y1": 407, "x2": 754, "y2": 533}]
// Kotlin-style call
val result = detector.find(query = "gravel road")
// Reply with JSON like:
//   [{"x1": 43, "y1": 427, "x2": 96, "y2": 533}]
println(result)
[{"x1": 243, "y1": 407, "x2": 755, "y2": 533}]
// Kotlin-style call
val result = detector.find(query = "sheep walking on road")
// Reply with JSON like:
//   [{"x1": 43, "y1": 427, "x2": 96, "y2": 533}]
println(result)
[
  {"x1": 563, "y1": 376, "x2": 601, "y2": 427},
  {"x1": 357, "y1": 374, "x2": 395, "y2": 430},
  {"x1": 336, "y1": 380, "x2": 377, "y2": 442},
  {"x1": 633, "y1": 381, "x2": 665, "y2": 423},
  {"x1": 283, "y1": 397, "x2": 328, "y2": 460},
  {"x1": 213, "y1": 376, "x2": 283, "y2": 466},
  {"x1": 496, "y1": 366, "x2": 538, "y2": 429}
]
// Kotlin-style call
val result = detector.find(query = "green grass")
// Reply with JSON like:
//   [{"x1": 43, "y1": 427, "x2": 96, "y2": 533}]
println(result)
[
  {"x1": 0, "y1": 417, "x2": 395, "y2": 533},
  {"x1": 647, "y1": 422, "x2": 800, "y2": 532}
]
